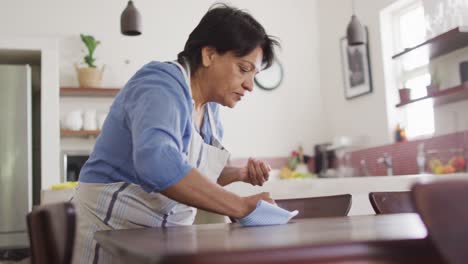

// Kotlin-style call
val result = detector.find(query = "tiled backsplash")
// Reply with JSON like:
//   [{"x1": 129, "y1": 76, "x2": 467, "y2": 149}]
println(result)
[
  {"x1": 229, "y1": 130, "x2": 468, "y2": 176},
  {"x1": 350, "y1": 130, "x2": 468, "y2": 176}
]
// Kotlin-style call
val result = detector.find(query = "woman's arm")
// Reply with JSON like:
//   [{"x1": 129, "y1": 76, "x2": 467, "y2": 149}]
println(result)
[
  {"x1": 161, "y1": 168, "x2": 273, "y2": 218},
  {"x1": 217, "y1": 158, "x2": 271, "y2": 187},
  {"x1": 216, "y1": 166, "x2": 242, "y2": 186}
]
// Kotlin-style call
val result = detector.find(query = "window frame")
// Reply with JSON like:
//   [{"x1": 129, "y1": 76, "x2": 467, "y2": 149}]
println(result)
[
  {"x1": 391, "y1": 0, "x2": 435, "y2": 139},
  {"x1": 392, "y1": 1, "x2": 429, "y2": 88}
]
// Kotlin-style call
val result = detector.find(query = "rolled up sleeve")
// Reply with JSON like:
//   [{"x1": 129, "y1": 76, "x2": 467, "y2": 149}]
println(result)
[{"x1": 124, "y1": 75, "x2": 193, "y2": 192}]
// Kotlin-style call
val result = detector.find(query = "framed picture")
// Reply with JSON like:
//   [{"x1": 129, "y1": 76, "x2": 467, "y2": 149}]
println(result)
[{"x1": 340, "y1": 30, "x2": 372, "y2": 99}]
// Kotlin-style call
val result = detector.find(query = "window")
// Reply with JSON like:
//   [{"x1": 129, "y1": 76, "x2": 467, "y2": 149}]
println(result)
[{"x1": 393, "y1": 1, "x2": 434, "y2": 138}]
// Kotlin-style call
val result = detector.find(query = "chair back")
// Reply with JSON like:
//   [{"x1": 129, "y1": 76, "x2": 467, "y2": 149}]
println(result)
[
  {"x1": 369, "y1": 191, "x2": 415, "y2": 214},
  {"x1": 412, "y1": 180, "x2": 468, "y2": 264},
  {"x1": 27, "y1": 202, "x2": 76, "y2": 264},
  {"x1": 230, "y1": 194, "x2": 351, "y2": 223}
]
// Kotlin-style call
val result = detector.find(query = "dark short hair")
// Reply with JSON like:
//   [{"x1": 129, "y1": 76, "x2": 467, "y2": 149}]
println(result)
[{"x1": 177, "y1": 3, "x2": 280, "y2": 74}]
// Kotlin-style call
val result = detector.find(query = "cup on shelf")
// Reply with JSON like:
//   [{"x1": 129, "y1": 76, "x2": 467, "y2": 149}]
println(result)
[
  {"x1": 63, "y1": 110, "x2": 83, "y2": 131},
  {"x1": 426, "y1": 85, "x2": 439, "y2": 96},
  {"x1": 83, "y1": 110, "x2": 97, "y2": 131},
  {"x1": 398, "y1": 88, "x2": 411, "y2": 103}
]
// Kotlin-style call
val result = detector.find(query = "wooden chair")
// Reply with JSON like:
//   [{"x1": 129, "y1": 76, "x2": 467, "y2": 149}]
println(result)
[
  {"x1": 27, "y1": 202, "x2": 76, "y2": 264},
  {"x1": 412, "y1": 180, "x2": 468, "y2": 264},
  {"x1": 230, "y1": 194, "x2": 352, "y2": 223},
  {"x1": 369, "y1": 191, "x2": 415, "y2": 214}
]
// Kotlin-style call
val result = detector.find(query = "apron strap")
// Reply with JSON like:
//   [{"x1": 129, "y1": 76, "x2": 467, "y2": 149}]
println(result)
[
  {"x1": 206, "y1": 104, "x2": 220, "y2": 141},
  {"x1": 171, "y1": 60, "x2": 220, "y2": 142}
]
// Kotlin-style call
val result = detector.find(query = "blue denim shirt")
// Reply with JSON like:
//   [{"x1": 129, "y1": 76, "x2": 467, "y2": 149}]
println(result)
[{"x1": 79, "y1": 61, "x2": 223, "y2": 192}]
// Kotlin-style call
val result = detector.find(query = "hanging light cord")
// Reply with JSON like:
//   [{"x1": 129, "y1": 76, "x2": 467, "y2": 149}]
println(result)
[{"x1": 352, "y1": 0, "x2": 356, "y2": 15}]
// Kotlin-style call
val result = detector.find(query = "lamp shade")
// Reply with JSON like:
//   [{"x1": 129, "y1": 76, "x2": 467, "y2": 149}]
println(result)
[
  {"x1": 346, "y1": 15, "x2": 365, "y2": 46},
  {"x1": 121, "y1": 1, "x2": 142, "y2": 36}
]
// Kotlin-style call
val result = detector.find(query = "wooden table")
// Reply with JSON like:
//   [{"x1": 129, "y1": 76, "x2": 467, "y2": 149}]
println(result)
[{"x1": 95, "y1": 213, "x2": 443, "y2": 264}]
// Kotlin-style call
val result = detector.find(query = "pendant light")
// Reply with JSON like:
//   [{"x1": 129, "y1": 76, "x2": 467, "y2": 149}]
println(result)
[
  {"x1": 121, "y1": 1, "x2": 142, "y2": 36},
  {"x1": 346, "y1": 0, "x2": 365, "y2": 46}
]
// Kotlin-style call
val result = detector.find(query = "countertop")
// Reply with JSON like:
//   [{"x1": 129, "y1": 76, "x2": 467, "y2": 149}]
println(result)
[{"x1": 40, "y1": 173, "x2": 468, "y2": 221}]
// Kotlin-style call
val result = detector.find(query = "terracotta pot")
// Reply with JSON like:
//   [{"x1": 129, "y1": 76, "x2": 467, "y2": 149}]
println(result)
[
  {"x1": 426, "y1": 85, "x2": 439, "y2": 96},
  {"x1": 398, "y1": 88, "x2": 411, "y2": 103},
  {"x1": 75, "y1": 64, "x2": 105, "y2": 88}
]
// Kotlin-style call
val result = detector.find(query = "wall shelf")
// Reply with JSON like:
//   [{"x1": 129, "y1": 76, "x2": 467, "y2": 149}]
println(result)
[
  {"x1": 392, "y1": 27, "x2": 468, "y2": 60},
  {"x1": 396, "y1": 82, "x2": 468, "y2": 108},
  {"x1": 61, "y1": 129, "x2": 100, "y2": 137},
  {"x1": 60, "y1": 87, "x2": 120, "y2": 97}
]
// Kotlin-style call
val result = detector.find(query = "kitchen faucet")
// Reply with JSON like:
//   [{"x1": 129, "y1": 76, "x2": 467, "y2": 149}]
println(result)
[{"x1": 377, "y1": 153, "x2": 393, "y2": 176}]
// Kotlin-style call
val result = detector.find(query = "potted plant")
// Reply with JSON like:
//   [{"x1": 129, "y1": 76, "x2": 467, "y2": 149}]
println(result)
[
  {"x1": 398, "y1": 86, "x2": 411, "y2": 104},
  {"x1": 427, "y1": 69, "x2": 440, "y2": 96},
  {"x1": 75, "y1": 34, "x2": 105, "y2": 88}
]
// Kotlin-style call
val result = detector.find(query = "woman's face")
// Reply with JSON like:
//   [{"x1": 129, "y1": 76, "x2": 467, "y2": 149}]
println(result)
[{"x1": 201, "y1": 46, "x2": 263, "y2": 108}]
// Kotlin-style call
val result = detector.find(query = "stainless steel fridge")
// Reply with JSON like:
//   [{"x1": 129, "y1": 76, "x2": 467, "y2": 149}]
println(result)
[{"x1": 0, "y1": 64, "x2": 32, "y2": 251}]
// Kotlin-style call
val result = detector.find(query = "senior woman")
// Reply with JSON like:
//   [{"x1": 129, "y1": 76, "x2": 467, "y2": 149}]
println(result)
[{"x1": 72, "y1": 3, "x2": 280, "y2": 263}]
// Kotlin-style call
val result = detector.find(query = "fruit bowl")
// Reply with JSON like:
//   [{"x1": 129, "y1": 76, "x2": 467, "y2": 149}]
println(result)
[{"x1": 426, "y1": 148, "x2": 466, "y2": 174}]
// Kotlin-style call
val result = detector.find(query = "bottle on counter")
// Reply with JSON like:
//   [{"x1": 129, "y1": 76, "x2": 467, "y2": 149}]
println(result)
[
  {"x1": 295, "y1": 146, "x2": 309, "y2": 174},
  {"x1": 417, "y1": 143, "x2": 425, "y2": 174},
  {"x1": 395, "y1": 124, "x2": 407, "y2": 143}
]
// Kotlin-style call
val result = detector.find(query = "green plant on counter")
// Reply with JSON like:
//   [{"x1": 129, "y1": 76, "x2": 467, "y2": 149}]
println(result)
[{"x1": 80, "y1": 34, "x2": 101, "y2": 68}]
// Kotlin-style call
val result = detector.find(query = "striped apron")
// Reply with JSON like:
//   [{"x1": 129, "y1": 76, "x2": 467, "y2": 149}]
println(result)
[{"x1": 71, "y1": 61, "x2": 230, "y2": 264}]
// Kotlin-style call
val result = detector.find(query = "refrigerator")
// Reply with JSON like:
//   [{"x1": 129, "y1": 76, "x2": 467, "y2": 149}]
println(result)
[{"x1": 0, "y1": 64, "x2": 32, "y2": 250}]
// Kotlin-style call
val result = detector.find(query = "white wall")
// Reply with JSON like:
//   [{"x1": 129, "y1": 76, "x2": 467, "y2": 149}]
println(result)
[
  {"x1": 317, "y1": 0, "x2": 396, "y2": 148},
  {"x1": 220, "y1": 1, "x2": 326, "y2": 158},
  {"x1": 1, "y1": 0, "x2": 327, "y2": 188}
]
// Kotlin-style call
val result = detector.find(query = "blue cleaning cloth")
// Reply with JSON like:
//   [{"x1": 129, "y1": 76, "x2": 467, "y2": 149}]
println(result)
[{"x1": 238, "y1": 200, "x2": 299, "y2": 227}]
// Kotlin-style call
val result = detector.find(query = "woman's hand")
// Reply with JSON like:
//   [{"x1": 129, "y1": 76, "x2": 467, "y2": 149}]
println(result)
[
  {"x1": 239, "y1": 158, "x2": 271, "y2": 186},
  {"x1": 241, "y1": 192, "x2": 275, "y2": 217}
]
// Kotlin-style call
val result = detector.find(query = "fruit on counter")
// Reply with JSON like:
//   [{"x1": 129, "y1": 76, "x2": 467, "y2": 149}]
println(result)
[
  {"x1": 279, "y1": 167, "x2": 315, "y2": 179},
  {"x1": 51, "y1": 181, "x2": 78, "y2": 190},
  {"x1": 441, "y1": 164, "x2": 456, "y2": 174},
  {"x1": 428, "y1": 159, "x2": 442, "y2": 171},
  {"x1": 429, "y1": 158, "x2": 444, "y2": 174},
  {"x1": 280, "y1": 167, "x2": 293, "y2": 179},
  {"x1": 449, "y1": 156, "x2": 466, "y2": 172},
  {"x1": 428, "y1": 156, "x2": 466, "y2": 174}
]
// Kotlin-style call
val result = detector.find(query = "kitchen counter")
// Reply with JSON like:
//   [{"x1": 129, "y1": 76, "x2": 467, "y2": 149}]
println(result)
[
  {"x1": 41, "y1": 173, "x2": 468, "y2": 223},
  {"x1": 225, "y1": 172, "x2": 468, "y2": 216}
]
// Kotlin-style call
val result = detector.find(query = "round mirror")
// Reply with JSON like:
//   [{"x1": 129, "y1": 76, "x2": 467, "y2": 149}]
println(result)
[{"x1": 254, "y1": 59, "x2": 283, "y2": 91}]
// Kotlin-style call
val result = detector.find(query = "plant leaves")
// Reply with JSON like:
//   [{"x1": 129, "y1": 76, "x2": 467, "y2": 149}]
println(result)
[{"x1": 80, "y1": 33, "x2": 100, "y2": 67}]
